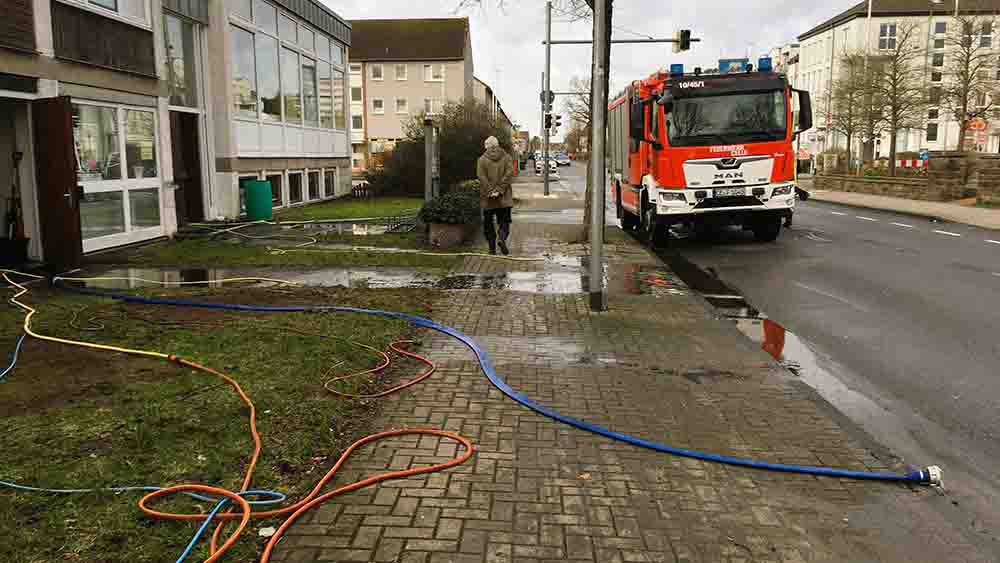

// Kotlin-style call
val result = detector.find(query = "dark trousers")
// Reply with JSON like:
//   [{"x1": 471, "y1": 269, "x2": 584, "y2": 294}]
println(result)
[{"x1": 483, "y1": 207, "x2": 512, "y2": 248}]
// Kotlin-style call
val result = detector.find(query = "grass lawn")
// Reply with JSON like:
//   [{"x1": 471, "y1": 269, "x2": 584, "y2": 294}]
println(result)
[
  {"x1": 276, "y1": 197, "x2": 424, "y2": 222},
  {"x1": 976, "y1": 198, "x2": 999, "y2": 209},
  {"x1": 92, "y1": 239, "x2": 463, "y2": 270},
  {"x1": 0, "y1": 284, "x2": 437, "y2": 563}
]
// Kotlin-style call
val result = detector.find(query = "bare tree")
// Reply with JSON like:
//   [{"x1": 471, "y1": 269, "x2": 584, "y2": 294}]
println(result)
[
  {"x1": 826, "y1": 53, "x2": 865, "y2": 169},
  {"x1": 563, "y1": 76, "x2": 593, "y2": 130},
  {"x1": 870, "y1": 22, "x2": 930, "y2": 176},
  {"x1": 940, "y1": 11, "x2": 1000, "y2": 152}
]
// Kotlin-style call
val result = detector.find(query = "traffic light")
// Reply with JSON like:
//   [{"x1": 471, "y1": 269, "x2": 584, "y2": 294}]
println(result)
[
  {"x1": 673, "y1": 29, "x2": 692, "y2": 53},
  {"x1": 544, "y1": 113, "x2": 553, "y2": 129},
  {"x1": 553, "y1": 115, "x2": 562, "y2": 130}
]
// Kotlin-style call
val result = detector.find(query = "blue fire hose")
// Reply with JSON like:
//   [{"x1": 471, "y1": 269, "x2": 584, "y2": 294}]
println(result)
[{"x1": 52, "y1": 278, "x2": 941, "y2": 486}]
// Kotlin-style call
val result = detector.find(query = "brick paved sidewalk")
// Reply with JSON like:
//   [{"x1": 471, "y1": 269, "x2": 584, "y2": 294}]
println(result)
[{"x1": 271, "y1": 222, "x2": 991, "y2": 562}]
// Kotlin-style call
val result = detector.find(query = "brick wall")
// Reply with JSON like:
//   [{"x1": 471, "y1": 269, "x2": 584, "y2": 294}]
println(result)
[{"x1": 813, "y1": 175, "x2": 946, "y2": 200}]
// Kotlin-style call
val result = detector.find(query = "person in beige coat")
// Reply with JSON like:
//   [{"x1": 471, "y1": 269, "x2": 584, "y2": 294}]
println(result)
[{"x1": 477, "y1": 136, "x2": 514, "y2": 255}]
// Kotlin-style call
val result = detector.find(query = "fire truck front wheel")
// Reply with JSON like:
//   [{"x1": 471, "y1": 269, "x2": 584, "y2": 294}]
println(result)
[{"x1": 643, "y1": 207, "x2": 669, "y2": 247}]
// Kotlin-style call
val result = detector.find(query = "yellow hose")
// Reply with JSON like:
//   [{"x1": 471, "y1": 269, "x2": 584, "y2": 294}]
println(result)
[{"x1": 267, "y1": 247, "x2": 544, "y2": 262}]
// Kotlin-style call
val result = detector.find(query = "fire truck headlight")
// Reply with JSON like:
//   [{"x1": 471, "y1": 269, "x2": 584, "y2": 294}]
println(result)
[
  {"x1": 659, "y1": 192, "x2": 687, "y2": 203},
  {"x1": 772, "y1": 185, "x2": 793, "y2": 196}
]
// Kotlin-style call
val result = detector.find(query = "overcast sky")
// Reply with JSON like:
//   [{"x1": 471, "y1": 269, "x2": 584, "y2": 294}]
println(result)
[{"x1": 329, "y1": 0, "x2": 860, "y2": 140}]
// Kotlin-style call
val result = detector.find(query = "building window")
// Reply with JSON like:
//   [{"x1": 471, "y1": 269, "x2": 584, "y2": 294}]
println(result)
[
  {"x1": 324, "y1": 168, "x2": 336, "y2": 197},
  {"x1": 352, "y1": 157, "x2": 362, "y2": 169},
  {"x1": 230, "y1": 25, "x2": 257, "y2": 119},
  {"x1": 423, "y1": 98, "x2": 442, "y2": 114},
  {"x1": 163, "y1": 13, "x2": 198, "y2": 108},
  {"x1": 879, "y1": 23, "x2": 897, "y2": 50},
  {"x1": 396, "y1": 98, "x2": 408, "y2": 114},
  {"x1": 931, "y1": 71, "x2": 942, "y2": 82},
  {"x1": 300, "y1": 26, "x2": 315, "y2": 52},
  {"x1": 350, "y1": 63, "x2": 361, "y2": 74},
  {"x1": 934, "y1": 38, "x2": 945, "y2": 50},
  {"x1": 932, "y1": 53, "x2": 944, "y2": 67},
  {"x1": 395, "y1": 64, "x2": 408, "y2": 80},
  {"x1": 308, "y1": 170, "x2": 321, "y2": 199},
  {"x1": 282, "y1": 47, "x2": 302, "y2": 123},
  {"x1": 232, "y1": 0, "x2": 252, "y2": 20},
  {"x1": 72, "y1": 103, "x2": 162, "y2": 243},
  {"x1": 279, "y1": 15, "x2": 296, "y2": 42},
  {"x1": 333, "y1": 69, "x2": 345, "y2": 130},
  {"x1": 254, "y1": 0, "x2": 276, "y2": 34},
  {"x1": 266, "y1": 173, "x2": 283, "y2": 206},
  {"x1": 981, "y1": 22, "x2": 993, "y2": 48},
  {"x1": 934, "y1": 22, "x2": 946, "y2": 35},
  {"x1": 351, "y1": 87, "x2": 362, "y2": 102},
  {"x1": 373, "y1": 98, "x2": 385, "y2": 114},
  {"x1": 976, "y1": 91, "x2": 988, "y2": 107},
  {"x1": 81, "y1": 0, "x2": 149, "y2": 26},
  {"x1": 331, "y1": 45, "x2": 344, "y2": 67},
  {"x1": 423, "y1": 64, "x2": 444, "y2": 81},
  {"x1": 927, "y1": 122, "x2": 938, "y2": 142},
  {"x1": 257, "y1": 34, "x2": 281, "y2": 121},
  {"x1": 317, "y1": 34, "x2": 330, "y2": 63},
  {"x1": 928, "y1": 108, "x2": 939, "y2": 120},
  {"x1": 371, "y1": 64, "x2": 384, "y2": 80},
  {"x1": 319, "y1": 62, "x2": 333, "y2": 128},
  {"x1": 352, "y1": 114, "x2": 363, "y2": 130},
  {"x1": 302, "y1": 57, "x2": 319, "y2": 127},
  {"x1": 288, "y1": 171, "x2": 304, "y2": 203},
  {"x1": 929, "y1": 86, "x2": 942, "y2": 105}
]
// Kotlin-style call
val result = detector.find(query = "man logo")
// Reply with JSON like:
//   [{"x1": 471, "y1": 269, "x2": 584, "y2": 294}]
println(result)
[
  {"x1": 720, "y1": 158, "x2": 738, "y2": 167},
  {"x1": 714, "y1": 171, "x2": 744, "y2": 180}
]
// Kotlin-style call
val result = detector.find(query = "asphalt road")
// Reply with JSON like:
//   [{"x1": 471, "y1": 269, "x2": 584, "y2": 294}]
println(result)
[{"x1": 667, "y1": 200, "x2": 1000, "y2": 537}]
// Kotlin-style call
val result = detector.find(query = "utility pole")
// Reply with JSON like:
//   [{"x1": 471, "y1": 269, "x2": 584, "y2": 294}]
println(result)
[
  {"x1": 588, "y1": 0, "x2": 609, "y2": 312},
  {"x1": 543, "y1": 0, "x2": 552, "y2": 196}
]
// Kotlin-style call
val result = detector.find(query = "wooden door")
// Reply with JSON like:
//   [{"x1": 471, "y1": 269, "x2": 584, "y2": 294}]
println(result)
[
  {"x1": 169, "y1": 112, "x2": 204, "y2": 225},
  {"x1": 33, "y1": 96, "x2": 82, "y2": 271}
]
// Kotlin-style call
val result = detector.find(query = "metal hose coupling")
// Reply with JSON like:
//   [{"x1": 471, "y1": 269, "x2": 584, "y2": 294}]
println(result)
[{"x1": 914, "y1": 466, "x2": 943, "y2": 486}]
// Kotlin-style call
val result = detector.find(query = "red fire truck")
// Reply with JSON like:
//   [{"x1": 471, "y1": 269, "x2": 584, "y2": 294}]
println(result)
[{"x1": 607, "y1": 58, "x2": 812, "y2": 244}]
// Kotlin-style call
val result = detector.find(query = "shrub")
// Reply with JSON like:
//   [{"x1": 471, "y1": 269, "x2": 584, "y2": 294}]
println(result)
[
  {"x1": 452, "y1": 179, "x2": 481, "y2": 197},
  {"x1": 419, "y1": 191, "x2": 481, "y2": 225}
]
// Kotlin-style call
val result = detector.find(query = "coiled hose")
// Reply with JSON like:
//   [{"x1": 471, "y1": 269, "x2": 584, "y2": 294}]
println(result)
[{"x1": 54, "y1": 276, "x2": 941, "y2": 486}]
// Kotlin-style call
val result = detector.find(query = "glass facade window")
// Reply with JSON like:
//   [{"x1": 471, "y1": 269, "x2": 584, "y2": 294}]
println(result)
[
  {"x1": 319, "y1": 63, "x2": 333, "y2": 128},
  {"x1": 257, "y1": 34, "x2": 281, "y2": 121},
  {"x1": 352, "y1": 115, "x2": 363, "y2": 129},
  {"x1": 129, "y1": 188, "x2": 161, "y2": 229},
  {"x1": 231, "y1": 25, "x2": 257, "y2": 118},
  {"x1": 87, "y1": 0, "x2": 148, "y2": 24},
  {"x1": 332, "y1": 45, "x2": 344, "y2": 66},
  {"x1": 333, "y1": 69, "x2": 345, "y2": 130},
  {"x1": 73, "y1": 105, "x2": 121, "y2": 182},
  {"x1": 266, "y1": 173, "x2": 283, "y2": 205},
  {"x1": 308, "y1": 171, "x2": 321, "y2": 199},
  {"x1": 934, "y1": 22, "x2": 946, "y2": 35},
  {"x1": 125, "y1": 110, "x2": 157, "y2": 179},
  {"x1": 351, "y1": 87, "x2": 362, "y2": 102},
  {"x1": 317, "y1": 35, "x2": 330, "y2": 62},
  {"x1": 303, "y1": 57, "x2": 319, "y2": 127},
  {"x1": 232, "y1": 0, "x2": 252, "y2": 20},
  {"x1": 282, "y1": 47, "x2": 302, "y2": 123},
  {"x1": 300, "y1": 27, "x2": 315, "y2": 52},
  {"x1": 324, "y1": 168, "x2": 336, "y2": 197},
  {"x1": 254, "y1": 0, "x2": 276, "y2": 34},
  {"x1": 288, "y1": 172, "x2": 303, "y2": 203},
  {"x1": 164, "y1": 13, "x2": 197, "y2": 107},
  {"x1": 927, "y1": 122, "x2": 938, "y2": 141},
  {"x1": 80, "y1": 192, "x2": 125, "y2": 239},
  {"x1": 279, "y1": 16, "x2": 296, "y2": 42}
]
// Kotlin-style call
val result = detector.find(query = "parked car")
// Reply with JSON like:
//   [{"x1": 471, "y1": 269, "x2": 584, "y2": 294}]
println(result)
[
  {"x1": 555, "y1": 154, "x2": 571, "y2": 167},
  {"x1": 535, "y1": 158, "x2": 558, "y2": 175}
]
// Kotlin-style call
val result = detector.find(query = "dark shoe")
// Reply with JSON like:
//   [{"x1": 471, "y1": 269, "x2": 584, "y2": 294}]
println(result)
[{"x1": 498, "y1": 241, "x2": 509, "y2": 255}]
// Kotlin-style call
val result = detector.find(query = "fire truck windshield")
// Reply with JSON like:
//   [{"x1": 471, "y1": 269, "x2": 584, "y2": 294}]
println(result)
[{"x1": 666, "y1": 90, "x2": 786, "y2": 147}]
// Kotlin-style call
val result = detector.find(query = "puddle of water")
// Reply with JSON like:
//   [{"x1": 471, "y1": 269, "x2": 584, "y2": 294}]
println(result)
[{"x1": 299, "y1": 223, "x2": 390, "y2": 235}]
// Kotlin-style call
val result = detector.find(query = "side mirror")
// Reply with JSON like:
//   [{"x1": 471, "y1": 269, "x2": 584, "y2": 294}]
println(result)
[
  {"x1": 629, "y1": 100, "x2": 644, "y2": 140},
  {"x1": 794, "y1": 89, "x2": 813, "y2": 133}
]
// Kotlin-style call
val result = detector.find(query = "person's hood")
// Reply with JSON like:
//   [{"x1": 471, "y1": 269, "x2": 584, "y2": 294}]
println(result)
[{"x1": 484, "y1": 146, "x2": 506, "y2": 161}]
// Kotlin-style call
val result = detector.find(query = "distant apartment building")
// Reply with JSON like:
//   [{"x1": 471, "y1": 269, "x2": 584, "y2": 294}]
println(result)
[
  {"x1": 473, "y1": 77, "x2": 514, "y2": 131},
  {"x1": 348, "y1": 18, "x2": 475, "y2": 171},
  {"x1": 791, "y1": 0, "x2": 1000, "y2": 159}
]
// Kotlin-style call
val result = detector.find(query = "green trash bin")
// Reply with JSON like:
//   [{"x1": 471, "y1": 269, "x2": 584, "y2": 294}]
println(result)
[{"x1": 244, "y1": 179, "x2": 273, "y2": 221}]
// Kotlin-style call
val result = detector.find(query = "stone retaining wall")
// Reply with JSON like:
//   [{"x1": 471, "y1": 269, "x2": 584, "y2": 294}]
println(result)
[{"x1": 813, "y1": 175, "x2": 944, "y2": 200}]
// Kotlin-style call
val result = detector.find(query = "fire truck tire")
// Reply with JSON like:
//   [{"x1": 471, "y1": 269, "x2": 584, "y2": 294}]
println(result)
[
  {"x1": 752, "y1": 216, "x2": 782, "y2": 242},
  {"x1": 643, "y1": 207, "x2": 669, "y2": 247},
  {"x1": 620, "y1": 211, "x2": 640, "y2": 231}
]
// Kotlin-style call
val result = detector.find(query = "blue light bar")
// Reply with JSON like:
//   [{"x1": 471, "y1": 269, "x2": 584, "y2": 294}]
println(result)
[
  {"x1": 670, "y1": 64, "x2": 684, "y2": 77},
  {"x1": 758, "y1": 56, "x2": 773, "y2": 72}
]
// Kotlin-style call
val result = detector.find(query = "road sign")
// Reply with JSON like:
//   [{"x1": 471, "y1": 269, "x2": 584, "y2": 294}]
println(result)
[{"x1": 919, "y1": 149, "x2": 929, "y2": 161}]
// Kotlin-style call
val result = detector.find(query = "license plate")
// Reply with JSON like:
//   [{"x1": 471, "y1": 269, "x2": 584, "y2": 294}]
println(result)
[{"x1": 715, "y1": 187, "x2": 745, "y2": 197}]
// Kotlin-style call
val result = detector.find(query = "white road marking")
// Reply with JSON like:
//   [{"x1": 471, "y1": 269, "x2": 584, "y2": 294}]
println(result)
[
  {"x1": 830, "y1": 211, "x2": 848, "y2": 216},
  {"x1": 793, "y1": 282, "x2": 870, "y2": 312},
  {"x1": 701, "y1": 294, "x2": 744, "y2": 300},
  {"x1": 933, "y1": 230, "x2": 962, "y2": 237},
  {"x1": 856, "y1": 216, "x2": 877, "y2": 222},
  {"x1": 987, "y1": 239, "x2": 1000, "y2": 245},
  {"x1": 891, "y1": 222, "x2": 916, "y2": 229}
]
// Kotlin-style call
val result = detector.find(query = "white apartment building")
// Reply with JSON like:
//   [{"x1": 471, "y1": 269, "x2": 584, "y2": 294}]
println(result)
[{"x1": 795, "y1": 0, "x2": 1000, "y2": 159}]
